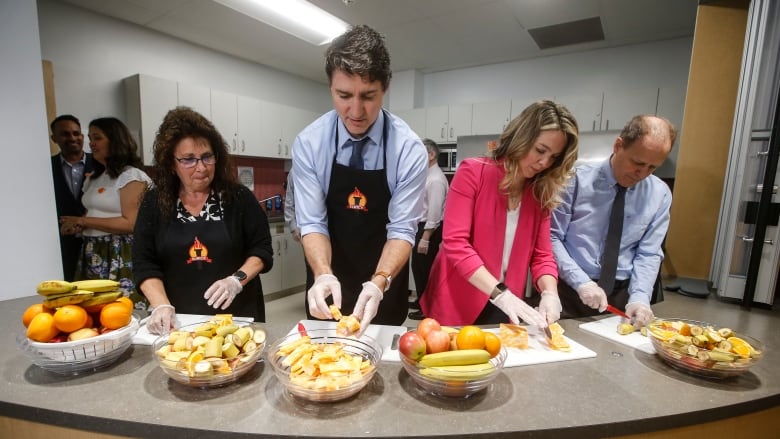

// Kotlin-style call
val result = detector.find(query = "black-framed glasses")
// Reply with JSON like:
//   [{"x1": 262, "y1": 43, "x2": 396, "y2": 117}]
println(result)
[{"x1": 175, "y1": 153, "x2": 216, "y2": 168}]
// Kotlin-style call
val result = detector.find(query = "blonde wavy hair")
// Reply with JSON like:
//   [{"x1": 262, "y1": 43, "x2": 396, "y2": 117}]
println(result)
[{"x1": 492, "y1": 100, "x2": 579, "y2": 211}]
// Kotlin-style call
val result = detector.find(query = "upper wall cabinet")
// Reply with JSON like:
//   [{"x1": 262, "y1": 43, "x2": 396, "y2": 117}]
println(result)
[
  {"x1": 426, "y1": 104, "x2": 472, "y2": 143},
  {"x1": 472, "y1": 101, "x2": 511, "y2": 135},
  {"x1": 210, "y1": 89, "x2": 239, "y2": 151},
  {"x1": 124, "y1": 74, "x2": 178, "y2": 166},
  {"x1": 554, "y1": 93, "x2": 604, "y2": 133},
  {"x1": 281, "y1": 105, "x2": 318, "y2": 159},
  {"x1": 600, "y1": 88, "x2": 659, "y2": 131},
  {"x1": 394, "y1": 108, "x2": 426, "y2": 140},
  {"x1": 236, "y1": 95, "x2": 264, "y2": 156},
  {"x1": 177, "y1": 82, "x2": 210, "y2": 118}
]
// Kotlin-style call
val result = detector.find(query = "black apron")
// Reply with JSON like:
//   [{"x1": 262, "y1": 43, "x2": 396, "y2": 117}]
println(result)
[
  {"x1": 161, "y1": 207, "x2": 263, "y2": 320},
  {"x1": 305, "y1": 112, "x2": 409, "y2": 325}
]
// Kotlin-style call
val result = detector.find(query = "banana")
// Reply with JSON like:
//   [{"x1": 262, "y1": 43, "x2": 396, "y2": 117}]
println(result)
[
  {"x1": 42, "y1": 290, "x2": 94, "y2": 308},
  {"x1": 419, "y1": 362, "x2": 496, "y2": 381},
  {"x1": 36, "y1": 280, "x2": 76, "y2": 296},
  {"x1": 418, "y1": 349, "x2": 491, "y2": 368},
  {"x1": 79, "y1": 290, "x2": 123, "y2": 307},
  {"x1": 71, "y1": 279, "x2": 120, "y2": 292}
]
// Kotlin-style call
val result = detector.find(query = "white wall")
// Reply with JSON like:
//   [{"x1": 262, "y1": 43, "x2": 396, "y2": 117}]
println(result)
[
  {"x1": 37, "y1": 0, "x2": 332, "y2": 126},
  {"x1": 1, "y1": 0, "x2": 63, "y2": 300}
]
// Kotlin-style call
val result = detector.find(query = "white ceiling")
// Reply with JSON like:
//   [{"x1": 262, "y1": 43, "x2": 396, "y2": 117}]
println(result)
[{"x1": 60, "y1": 0, "x2": 699, "y2": 84}]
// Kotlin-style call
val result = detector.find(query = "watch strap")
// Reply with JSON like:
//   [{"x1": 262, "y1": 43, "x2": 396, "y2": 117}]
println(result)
[
  {"x1": 490, "y1": 282, "x2": 508, "y2": 300},
  {"x1": 373, "y1": 271, "x2": 392, "y2": 292},
  {"x1": 232, "y1": 270, "x2": 247, "y2": 282}
]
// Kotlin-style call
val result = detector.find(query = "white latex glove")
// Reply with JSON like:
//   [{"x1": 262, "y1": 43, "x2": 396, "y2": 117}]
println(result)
[
  {"x1": 537, "y1": 290, "x2": 562, "y2": 324},
  {"x1": 204, "y1": 275, "x2": 243, "y2": 310},
  {"x1": 625, "y1": 302, "x2": 654, "y2": 327},
  {"x1": 308, "y1": 274, "x2": 342, "y2": 319},
  {"x1": 491, "y1": 289, "x2": 547, "y2": 328},
  {"x1": 352, "y1": 281, "x2": 383, "y2": 337},
  {"x1": 147, "y1": 304, "x2": 175, "y2": 335},
  {"x1": 577, "y1": 281, "x2": 608, "y2": 312},
  {"x1": 417, "y1": 239, "x2": 429, "y2": 255}
]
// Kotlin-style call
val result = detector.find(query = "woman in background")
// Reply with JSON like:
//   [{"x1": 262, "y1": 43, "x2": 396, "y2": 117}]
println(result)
[
  {"x1": 133, "y1": 107, "x2": 273, "y2": 334},
  {"x1": 420, "y1": 100, "x2": 579, "y2": 328},
  {"x1": 60, "y1": 117, "x2": 152, "y2": 306}
]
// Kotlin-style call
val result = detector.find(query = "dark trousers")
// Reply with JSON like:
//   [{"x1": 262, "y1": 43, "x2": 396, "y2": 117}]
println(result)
[
  {"x1": 557, "y1": 279, "x2": 630, "y2": 319},
  {"x1": 410, "y1": 222, "x2": 442, "y2": 302}
]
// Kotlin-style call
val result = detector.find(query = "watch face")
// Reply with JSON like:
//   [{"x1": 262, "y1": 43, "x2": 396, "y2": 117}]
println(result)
[
  {"x1": 233, "y1": 270, "x2": 247, "y2": 281},
  {"x1": 496, "y1": 282, "x2": 507, "y2": 292}
]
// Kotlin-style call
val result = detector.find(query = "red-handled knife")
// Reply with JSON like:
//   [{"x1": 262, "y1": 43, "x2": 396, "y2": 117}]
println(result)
[
  {"x1": 297, "y1": 322, "x2": 308, "y2": 336},
  {"x1": 606, "y1": 304, "x2": 630, "y2": 320}
]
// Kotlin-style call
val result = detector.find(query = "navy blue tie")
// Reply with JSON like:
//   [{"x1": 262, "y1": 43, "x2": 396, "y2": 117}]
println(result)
[
  {"x1": 599, "y1": 185, "x2": 626, "y2": 294},
  {"x1": 348, "y1": 138, "x2": 368, "y2": 169}
]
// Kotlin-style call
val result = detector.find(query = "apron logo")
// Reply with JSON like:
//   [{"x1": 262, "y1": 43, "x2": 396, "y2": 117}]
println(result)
[
  {"x1": 346, "y1": 186, "x2": 368, "y2": 212},
  {"x1": 186, "y1": 236, "x2": 213, "y2": 264}
]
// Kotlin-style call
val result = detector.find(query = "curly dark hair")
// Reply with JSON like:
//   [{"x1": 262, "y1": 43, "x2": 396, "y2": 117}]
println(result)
[
  {"x1": 152, "y1": 107, "x2": 239, "y2": 219},
  {"x1": 325, "y1": 24, "x2": 392, "y2": 90},
  {"x1": 88, "y1": 117, "x2": 143, "y2": 178}
]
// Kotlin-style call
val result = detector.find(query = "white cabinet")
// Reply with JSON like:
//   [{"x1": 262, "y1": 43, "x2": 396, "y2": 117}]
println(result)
[
  {"x1": 394, "y1": 108, "x2": 426, "y2": 139},
  {"x1": 210, "y1": 89, "x2": 238, "y2": 152},
  {"x1": 472, "y1": 101, "x2": 511, "y2": 135},
  {"x1": 510, "y1": 96, "x2": 553, "y2": 121},
  {"x1": 177, "y1": 82, "x2": 211, "y2": 118},
  {"x1": 425, "y1": 104, "x2": 472, "y2": 143},
  {"x1": 236, "y1": 95, "x2": 263, "y2": 156},
  {"x1": 260, "y1": 226, "x2": 307, "y2": 295},
  {"x1": 124, "y1": 74, "x2": 178, "y2": 166},
  {"x1": 282, "y1": 105, "x2": 318, "y2": 159},
  {"x1": 601, "y1": 88, "x2": 659, "y2": 131},
  {"x1": 259, "y1": 100, "x2": 284, "y2": 158},
  {"x1": 656, "y1": 86, "x2": 686, "y2": 134},
  {"x1": 555, "y1": 93, "x2": 604, "y2": 132}
]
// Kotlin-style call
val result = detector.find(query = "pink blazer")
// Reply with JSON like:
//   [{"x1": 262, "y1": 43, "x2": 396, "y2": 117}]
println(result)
[{"x1": 419, "y1": 158, "x2": 558, "y2": 325}]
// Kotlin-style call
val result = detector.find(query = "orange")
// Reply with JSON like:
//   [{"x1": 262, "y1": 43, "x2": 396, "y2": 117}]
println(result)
[
  {"x1": 22, "y1": 303, "x2": 52, "y2": 328},
  {"x1": 727, "y1": 336, "x2": 753, "y2": 359},
  {"x1": 116, "y1": 296, "x2": 134, "y2": 312},
  {"x1": 100, "y1": 302, "x2": 132, "y2": 329},
  {"x1": 26, "y1": 312, "x2": 60, "y2": 342},
  {"x1": 484, "y1": 332, "x2": 502, "y2": 358},
  {"x1": 456, "y1": 325, "x2": 486, "y2": 350},
  {"x1": 83, "y1": 303, "x2": 107, "y2": 314},
  {"x1": 53, "y1": 305, "x2": 89, "y2": 333},
  {"x1": 84, "y1": 313, "x2": 94, "y2": 329}
]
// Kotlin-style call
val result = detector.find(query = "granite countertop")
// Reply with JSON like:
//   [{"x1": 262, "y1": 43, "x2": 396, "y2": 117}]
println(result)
[{"x1": 1, "y1": 293, "x2": 779, "y2": 438}]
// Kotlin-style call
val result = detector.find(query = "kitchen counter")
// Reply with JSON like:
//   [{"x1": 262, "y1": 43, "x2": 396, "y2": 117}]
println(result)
[{"x1": 1, "y1": 293, "x2": 778, "y2": 439}]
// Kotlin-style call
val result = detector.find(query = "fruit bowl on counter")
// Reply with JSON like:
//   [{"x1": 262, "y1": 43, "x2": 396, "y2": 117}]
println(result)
[
  {"x1": 152, "y1": 319, "x2": 266, "y2": 388},
  {"x1": 16, "y1": 317, "x2": 139, "y2": 375},
  {"x1": 648, "y1": 318, "x2": 764, "y2": 379},
  {"x1": 266, "y1": 329, "x2": 382, "y2": 402}
]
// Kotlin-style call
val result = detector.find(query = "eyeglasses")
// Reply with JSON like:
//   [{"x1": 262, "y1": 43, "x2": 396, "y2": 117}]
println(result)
[{"x1": 175, "y1": 153, "x2": 216, "y2": 168}]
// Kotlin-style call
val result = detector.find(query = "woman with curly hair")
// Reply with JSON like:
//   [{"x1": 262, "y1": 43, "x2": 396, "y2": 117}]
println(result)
[
  {"x1": 60, "y1": 117, "x2": 152, "y2": 307},
  {"x1": 132, "y1": 107, "x2": 273, "y2": 334},
  {"x1": 419, "y1": 100, "x2": 579, "y2": 327}
]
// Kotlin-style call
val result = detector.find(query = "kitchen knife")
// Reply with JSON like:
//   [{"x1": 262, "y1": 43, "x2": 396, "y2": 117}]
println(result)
[
  {"x1": 541, "y1": 326, "x2": 553, "y2": 339},
  {"x1": 605, "y1": 304, "x2": 630, "y2": 320},
  {"x1": 297, "y1": 322, "x2": 308, "y2": 336}
]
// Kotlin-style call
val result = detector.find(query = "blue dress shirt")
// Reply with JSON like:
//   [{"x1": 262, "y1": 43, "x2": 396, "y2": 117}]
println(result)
[
  {"x1": 291, "y1": 109, "x2": 427, "y2": 245},
  {"x1": 551, "y1": 158, "x2": 671, "y2": 305}
]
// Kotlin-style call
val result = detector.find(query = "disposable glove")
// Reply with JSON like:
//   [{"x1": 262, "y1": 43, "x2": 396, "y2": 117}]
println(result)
[
  {"x1": 577, "y1": 281, "x2": 608, "y2": 312},
  {"x1": 537, "y1": 290, "x2": 562, "y2": 324},
  {"x1": 204, "y1": 275, "x2": 243, "y2": 310},
  {"x1": 307, "y1": 274, "x2": 341, "y2": 319},
  {"x1": 491, "y1": 289, "x2": 547, "y2": 328},
  {"x1": 625, "y1": 302, "x2": 654, "y2": 327},
  {"x1": 352, "y1": 281, "x2": 383, "y2": 337},
  {"x1": 417, "y1": 239, "x2": 429, "y2": 255},
  {"x1": 147, "y1": 304, "x2": 176, "y2": 335}
]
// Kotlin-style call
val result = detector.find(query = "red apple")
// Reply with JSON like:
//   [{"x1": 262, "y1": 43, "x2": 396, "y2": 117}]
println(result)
[
  {"x1": 424, "y1": 329, "x2": 451, "y2": 354},
  {"x1": 416, "y1": 317, "x2": 441, "y2": 340},
  {"x1": 398, "y1": 331, "x2": 426, "y2": 361}
]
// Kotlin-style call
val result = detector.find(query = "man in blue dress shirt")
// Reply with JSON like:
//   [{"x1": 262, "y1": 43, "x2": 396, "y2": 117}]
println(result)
[
  {"x1": 291, "y1": 25, "x2": 427, "y2": 332},
  {"x1": 550, "y1": 115, "x2": 677, "y2": 327}
]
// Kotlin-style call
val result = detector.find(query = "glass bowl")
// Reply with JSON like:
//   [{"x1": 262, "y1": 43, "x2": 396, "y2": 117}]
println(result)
[
  {"x1": 647, "y1": 318, "x2": 764, "y2": 379},
  {"x1": 266, "y1": 329, "x2": 382, "y2": 402},
  {"x1": 152, "y1": 321, "x2": 265, "y2": 388},
  {"x1": 16, "y1": 316, "x2": 139, "y2": 375},
  {"x1": 400, "y1": 341, "x2": 507, "y2": 398}
]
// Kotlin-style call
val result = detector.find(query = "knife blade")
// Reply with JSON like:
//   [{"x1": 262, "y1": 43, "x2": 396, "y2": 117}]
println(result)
[
  {"x1": 541, "y1": 326, "x2": 553, "y2": 339},
  {"x1": 605, "y1": 304, "x2": 630, "y2": 320}
]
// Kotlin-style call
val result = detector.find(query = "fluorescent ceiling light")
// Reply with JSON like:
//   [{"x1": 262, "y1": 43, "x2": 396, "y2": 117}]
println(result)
[{"x1": 215, "y1": 0, "x2": 350, "y2": 46}]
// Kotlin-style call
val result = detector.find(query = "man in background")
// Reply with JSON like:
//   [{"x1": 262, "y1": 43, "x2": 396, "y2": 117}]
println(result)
[
  {"x1": 550, "y1": 115, "x2": 676, "y2": 327},
  {"x1": 408, "y1": 138, "x2": 449, "y2": 320},
  {"x1": 50, "y1": 114, "x2": 96, "y2": 281}
]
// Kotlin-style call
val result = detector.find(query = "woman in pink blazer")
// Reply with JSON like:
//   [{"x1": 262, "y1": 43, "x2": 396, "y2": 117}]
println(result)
[{"x1": 420, "y1": 100, "x2": 579, "y2": 328}]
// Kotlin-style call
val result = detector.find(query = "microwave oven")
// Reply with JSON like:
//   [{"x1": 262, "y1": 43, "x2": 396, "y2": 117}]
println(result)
[{"x1": 437, "y1": 145, "x2": 457, "y2": 173}]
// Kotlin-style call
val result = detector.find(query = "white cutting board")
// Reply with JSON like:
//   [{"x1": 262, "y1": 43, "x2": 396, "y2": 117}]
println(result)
[
  {"x1": 579, "y1": 315, "x2": 656, "y2": 354},
  {"x1": 288, "y1": 321, "x2": 597, "y2": 367},
  {"x1": 132, "y1": 314, "x2": 254, "y2": 345}
]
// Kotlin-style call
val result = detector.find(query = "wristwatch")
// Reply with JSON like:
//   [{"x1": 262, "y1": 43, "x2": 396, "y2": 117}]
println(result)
[
  {"x1": 232, "y1": 270, "x2": 247, "y2": 283},
  {"x1": 490, "y1": 282, "x2": 508, "y2": 300},
  {"x1": 373, "y1": 271, "x2": 392, "y2": 292}
]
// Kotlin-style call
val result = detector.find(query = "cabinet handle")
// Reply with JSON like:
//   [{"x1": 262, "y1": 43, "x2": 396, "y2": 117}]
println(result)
[
  {"x1": 592, "y1": 121, "x2": 596, "y2": 131},
  {"x1": 285, "y1": 145, "x2": 289, "y2": 156},
  {"x1": 241, "y1": 140, "x2": 245, "y2": 152},
  {"x1": 450, "y1": 127, "x2": 454, "y2": 138},
  {"x1": 742, "y1": 236, "x2": 775, "y2": 245},
  {"x1": 275, "y1": 240, "x2": 282, "y2": 255},
  {"x1": 277, "y1": 144, "x2": 281, "y2": 155},
  {"x1": 605, "y1": 120, "x2": 609, "y2": 130},
  {"x1": 441, "y1": 127, "x2": 445, "y2": 139},
  {"x1": 283, "y1": 239, "x2": 288, "y2": 251},
  {"x1": 232, "y1": 138, "x2": 236, "y2": 151}
]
